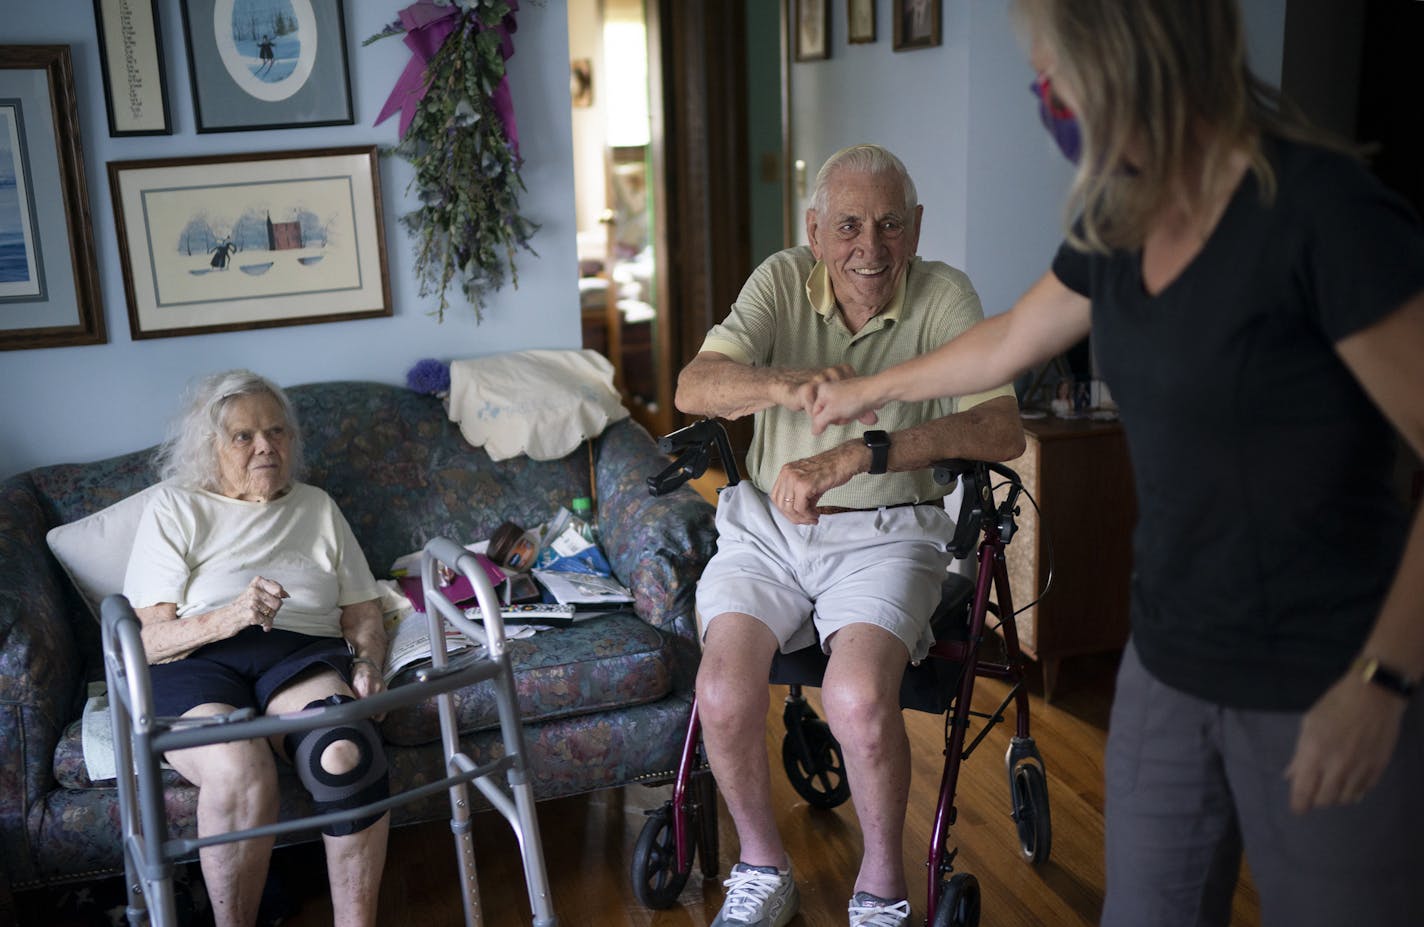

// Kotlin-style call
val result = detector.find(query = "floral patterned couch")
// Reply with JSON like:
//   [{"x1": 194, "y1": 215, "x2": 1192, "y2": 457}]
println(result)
[{"x1": 0, "y1": 381, "x2": 715, "y2": 903}]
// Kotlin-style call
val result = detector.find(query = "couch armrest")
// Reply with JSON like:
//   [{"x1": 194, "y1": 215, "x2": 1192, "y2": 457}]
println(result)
[
  {"x1": 594, "y1": 420, "x2": 716, "y2": 679},
  {"x1": 0, "y1": 475, "x2": 84, "y2": 887}
]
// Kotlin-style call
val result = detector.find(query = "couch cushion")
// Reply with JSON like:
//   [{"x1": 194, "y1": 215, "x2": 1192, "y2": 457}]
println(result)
[
  {"x1": 44, "y1": 484, "x2": 163, "y2": 621},
  {"x1": 380, "y1": 611, "x2": 672, "y2": 746}
]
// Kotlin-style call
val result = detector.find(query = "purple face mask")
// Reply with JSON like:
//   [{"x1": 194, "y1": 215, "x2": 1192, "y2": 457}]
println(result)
[{"x1": 1032, "y1": 75, "x2": 1081, "y2": 164}]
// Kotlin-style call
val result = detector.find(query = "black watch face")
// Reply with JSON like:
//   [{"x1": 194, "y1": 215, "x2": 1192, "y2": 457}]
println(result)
[{"x1": 865, "y1": 430, "x2": 889, "y2": 473}]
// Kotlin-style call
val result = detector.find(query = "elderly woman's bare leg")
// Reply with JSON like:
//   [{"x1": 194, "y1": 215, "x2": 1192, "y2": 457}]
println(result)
[
  {"x1": 164, "y1": 704, "x2": 280, "y2": 927},
  {"x1": 326, "y1": 813, "x2": 391, "y2": 925},
  {"x1": 268, "y1": 670, "x2": 391, "y2": 923}
]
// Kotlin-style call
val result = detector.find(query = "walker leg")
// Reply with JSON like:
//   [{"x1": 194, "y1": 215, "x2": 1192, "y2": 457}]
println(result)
[
  {"x1": 448, "y1": 782, "x2": 484, "y2": 927},
  {"x1": 510, "y1": 772, "x2": 557, "y2": 926}
]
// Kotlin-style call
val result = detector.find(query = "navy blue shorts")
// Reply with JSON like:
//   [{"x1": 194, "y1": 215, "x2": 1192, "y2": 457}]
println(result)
[{"x1": 148, "y1": 626, "x2": 354, "y2": 718}]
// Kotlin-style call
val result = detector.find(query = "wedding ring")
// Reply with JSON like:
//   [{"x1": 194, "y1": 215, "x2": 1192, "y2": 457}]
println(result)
[{"x1": 783, "y1": 497, "x2": 793, "y2": 503}]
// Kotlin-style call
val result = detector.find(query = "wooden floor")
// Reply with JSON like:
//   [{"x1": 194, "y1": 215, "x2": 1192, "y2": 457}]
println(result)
[{"x1": 267, "y1": 651, "x2": 1260, "y2": 927}]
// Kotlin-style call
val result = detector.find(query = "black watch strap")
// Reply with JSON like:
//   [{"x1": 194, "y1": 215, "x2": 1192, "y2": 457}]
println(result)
[
  {"x1": 1354, "y1": 656, "x2": 1418, "y2": 698},
  {"x1": 864, "y1": 430, "x2": 890, "y2": 475}
]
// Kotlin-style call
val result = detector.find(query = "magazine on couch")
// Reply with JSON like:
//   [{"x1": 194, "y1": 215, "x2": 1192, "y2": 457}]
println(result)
[{"x1": 530, "y1": 569, "x2": 633, "y2": 606}]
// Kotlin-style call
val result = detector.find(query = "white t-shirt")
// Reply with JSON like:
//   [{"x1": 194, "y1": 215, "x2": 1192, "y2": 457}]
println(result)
[{"x1": 123, "y1": 482, "x2": 380, "y2": 639}]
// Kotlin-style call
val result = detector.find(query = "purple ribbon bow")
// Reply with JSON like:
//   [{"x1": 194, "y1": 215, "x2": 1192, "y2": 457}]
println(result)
[{"x1": 375, "y1": 0, "x2": 521, "y2": 157}]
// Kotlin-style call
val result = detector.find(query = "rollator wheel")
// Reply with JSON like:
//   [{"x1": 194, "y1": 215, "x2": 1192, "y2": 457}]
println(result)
[
  {"x1": 781, "y1": 719, "x2": 850, "y2": 809},
  {"x1": 1011, "y1": 763, "x2": 1052, "y2": 865},
  {"x1": 931, "y1": 873, "x2": 982, "y2": 927},
  {"x1": 632, "y1": 804, "x2": 691, "y2": 908}
]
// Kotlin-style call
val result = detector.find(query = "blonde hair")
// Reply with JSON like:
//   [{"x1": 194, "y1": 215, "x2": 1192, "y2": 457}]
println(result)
[
  {"x1": 1011, "y1": 0, "x2": 1333, "y2": 252},
  {"x1": 155, "y1": 369, "x2": 303, "y2": 491}
]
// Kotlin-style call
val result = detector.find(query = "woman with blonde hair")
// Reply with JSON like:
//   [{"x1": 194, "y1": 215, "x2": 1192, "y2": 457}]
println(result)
[{"x1": 810, "y1": 2, "x2": 1424, "y2": 924}]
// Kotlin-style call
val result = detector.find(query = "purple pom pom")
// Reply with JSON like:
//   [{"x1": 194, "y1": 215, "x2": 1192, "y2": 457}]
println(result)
[{"x1": 406, "y1": 358, "x2": 451, "y2": 395}]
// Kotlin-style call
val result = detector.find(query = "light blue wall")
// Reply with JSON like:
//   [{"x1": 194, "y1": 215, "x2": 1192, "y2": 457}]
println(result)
[
  {"x1": 789, "y1": 0, "x2": 1289, "y2": 316},
  {"x1": 1, "y1": 0, "x2": 578, "y2": 478},
  {"x1": 789, "y1": 0, "x2": 972, "y2": 265},
  {"x1": 962, "y1": 0, "x2": 1075, "y2": 314}
]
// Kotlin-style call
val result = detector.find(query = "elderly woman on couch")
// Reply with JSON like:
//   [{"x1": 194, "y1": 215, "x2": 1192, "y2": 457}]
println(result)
[{"x1": 122, "y1": 369, "x2": 389, "y2": 927}]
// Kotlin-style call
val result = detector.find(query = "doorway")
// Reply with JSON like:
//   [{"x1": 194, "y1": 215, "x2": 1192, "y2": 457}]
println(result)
[
  {"x1": 566, "y1": 0, "x2": 786, "y2": 445},
  {"x1": 567, "y1": 0, "x2": 668, "y2": 435}
]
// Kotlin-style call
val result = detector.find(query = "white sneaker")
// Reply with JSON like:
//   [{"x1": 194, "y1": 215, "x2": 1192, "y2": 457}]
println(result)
[
  {"x1": 848, "y1": 891, "x2": 912, "y2": 927},
  {"x1": 711, "y1": 862, "x2": 800, "y2": 927}
]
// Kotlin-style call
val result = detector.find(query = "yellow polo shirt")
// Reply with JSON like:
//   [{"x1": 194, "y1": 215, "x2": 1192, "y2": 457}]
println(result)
[{"x1": 699, "y1": 246, "x2": 1013, "y2": 508}]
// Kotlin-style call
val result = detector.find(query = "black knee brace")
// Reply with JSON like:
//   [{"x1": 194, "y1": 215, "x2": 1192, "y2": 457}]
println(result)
[{"x1": 284, "y1": 694, "x2": 389, "y2": 836}]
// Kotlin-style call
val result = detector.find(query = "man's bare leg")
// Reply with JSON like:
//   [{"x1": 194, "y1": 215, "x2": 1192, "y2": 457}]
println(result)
[
  {"x1": 697, "y1": 613, "x2": 785, "y2": 868},
  {"x1": 820, "y1": 623, "x2": 913, "y2": 900}
]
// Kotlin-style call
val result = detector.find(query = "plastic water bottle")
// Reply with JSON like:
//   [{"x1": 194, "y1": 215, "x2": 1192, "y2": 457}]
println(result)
[{"x1": 571, "y1": 496, "x2": 599, "y2": 544}]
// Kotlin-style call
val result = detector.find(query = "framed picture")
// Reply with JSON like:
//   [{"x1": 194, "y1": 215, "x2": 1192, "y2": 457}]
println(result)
[
  {"x1": 108, "y1": 146, "x2": 391, "y2": 340},
  {"x1": 92, "y1": 0, "x2": 173, "y2": 136},
  {"x1": 893, "y1": 0, "x2": 942, "y2": 51},
  {"x1": 0, "y1": 46, "x2": 105, "y2": 351},
  {"x1": 848, "y1": 0, "x2": 876, "y2": 44},
  {"x1": 795, "y1": 0, "x2": 829, "y2": 62},
  {"x1": 179, "y1": 0, "x2": 353, "y2": 133}
]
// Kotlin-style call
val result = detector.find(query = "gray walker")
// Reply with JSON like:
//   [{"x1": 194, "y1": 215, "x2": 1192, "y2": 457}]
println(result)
[{"x1": 101, "y1": 537, "x2": 557, "y2": 927}]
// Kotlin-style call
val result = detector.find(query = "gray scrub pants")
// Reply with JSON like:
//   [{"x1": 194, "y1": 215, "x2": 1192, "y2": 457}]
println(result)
[{"x1": 1102, "y1": 640, "x2": 1424, "y2": 927}]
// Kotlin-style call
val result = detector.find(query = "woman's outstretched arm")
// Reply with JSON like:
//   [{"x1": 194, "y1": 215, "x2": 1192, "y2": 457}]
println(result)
[{"x1": 808, "y1": 269, "x2": 1092, "y2": 433}]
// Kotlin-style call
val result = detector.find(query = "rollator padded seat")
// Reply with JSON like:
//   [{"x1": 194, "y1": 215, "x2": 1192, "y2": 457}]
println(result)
[{"x1": 0, "y1": 381, "x2": 715, "y2": 896}]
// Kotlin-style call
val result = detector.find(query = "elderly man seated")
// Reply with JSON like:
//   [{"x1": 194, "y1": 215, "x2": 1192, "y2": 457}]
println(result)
[{"x1": 675, "y1": 144, "x2": 1024, "y2": 927}]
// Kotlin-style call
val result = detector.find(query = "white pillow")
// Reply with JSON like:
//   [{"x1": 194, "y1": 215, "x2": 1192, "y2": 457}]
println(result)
[
  {"x1": 446, "y1": 349, "x2": 631, "y2": 461},
  {"x1": 46, "y1": 484, "x2": 163, "y2": 622}
]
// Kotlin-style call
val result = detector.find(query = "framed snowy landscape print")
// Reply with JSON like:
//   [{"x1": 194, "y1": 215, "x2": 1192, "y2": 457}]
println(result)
[
  {"x1": 108, "y1": 146, "x2": 390, "y2": 339},
  {"x1": 0, "y1": 45, "x2": 105, "y2": 351},
  {"x1": 180, "y1": 0, "x2": 353, "y2": 133}
]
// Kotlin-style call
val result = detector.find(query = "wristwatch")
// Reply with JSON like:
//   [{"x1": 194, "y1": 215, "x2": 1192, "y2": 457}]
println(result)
[
  {"x1": 1352, "y1": 655, "x2": 1418, "y2": 699},
  {"x1": 864, "y1": 430, "x2": 890, "y2": 475}
]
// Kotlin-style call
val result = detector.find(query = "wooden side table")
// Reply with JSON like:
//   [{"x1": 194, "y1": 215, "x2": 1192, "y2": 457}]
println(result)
[{"x1": 1002, "y1": 417, "x2": 1136, "y2": 699}]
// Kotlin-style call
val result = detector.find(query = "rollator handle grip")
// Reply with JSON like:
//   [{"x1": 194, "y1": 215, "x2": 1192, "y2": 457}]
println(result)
[
  {"x1": 648, "y1": 419, "x2": 741, "y2": 496},
  {"x1": 931, "y1": 459, "x2": 1024, "y2": 559}
]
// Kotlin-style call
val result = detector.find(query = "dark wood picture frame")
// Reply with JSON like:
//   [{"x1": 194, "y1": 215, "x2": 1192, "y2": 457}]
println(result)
[
  {"x1": 795, "y1": 0, "x2": 830, "y2": 61},
  {"x1": 108, "y1": 145, "x2": 391, "y2": 340},
  {"x1": 0, "y1": 45, "x2": 105, "y2": 351},
  {"x1": 179, "y1": 0, "x2": 354, "y2": 133},
  {"x1": 848, "y1": 0, "x2": 877, "y2": 44},
  {"x1": 893, "y1": 0, "x2": 942, "y2": 51},
  {"x1": 92, "y1": 0, "x2": 173, "y2": 136}
]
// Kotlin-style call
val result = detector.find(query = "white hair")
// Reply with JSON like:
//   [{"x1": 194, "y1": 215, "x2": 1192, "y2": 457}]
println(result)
[
  {"x1": 155, "y1": 369, "x2": 303, "y2": 490},
  {"x1": 810, "y1": 144, "x2": 919, "y2": 216}
]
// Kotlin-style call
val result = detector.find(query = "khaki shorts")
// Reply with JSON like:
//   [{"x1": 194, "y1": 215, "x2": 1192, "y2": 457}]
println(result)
[{"x1": 695, "y1": 483, "x2": 953, "y2": 662}]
